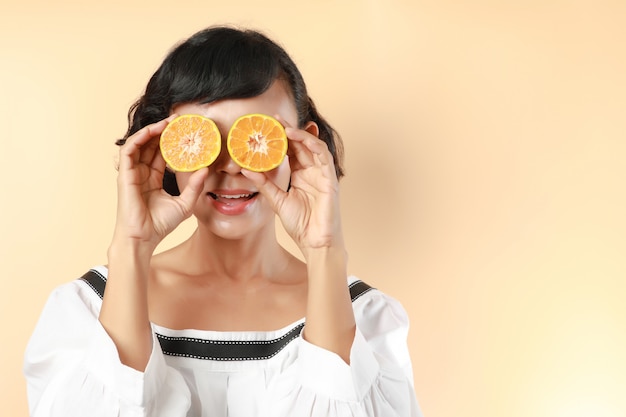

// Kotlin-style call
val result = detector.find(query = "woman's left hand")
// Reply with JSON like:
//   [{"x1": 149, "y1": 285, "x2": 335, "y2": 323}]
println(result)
[{"x1": 242, "y1": 124, "x2": 344, "y2": 257}]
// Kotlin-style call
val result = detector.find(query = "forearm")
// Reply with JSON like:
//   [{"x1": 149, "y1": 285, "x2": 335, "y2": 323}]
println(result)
[
  {"x1": 303, "y1": 246, "x2": 356, "y2": 364},
  {"x1": 99, "y1": 239, "x2": 154, "y2": 371}
]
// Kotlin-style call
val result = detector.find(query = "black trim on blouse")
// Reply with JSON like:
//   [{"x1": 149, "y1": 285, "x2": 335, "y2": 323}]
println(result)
[{"x1": 80, "y1": 268, "x2": 374, "y2": 361}]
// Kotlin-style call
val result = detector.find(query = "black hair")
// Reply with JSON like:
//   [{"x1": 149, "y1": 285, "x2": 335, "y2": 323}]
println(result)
[{"x1": 117, "y1": 26, "x2": 344, "y2": 195}]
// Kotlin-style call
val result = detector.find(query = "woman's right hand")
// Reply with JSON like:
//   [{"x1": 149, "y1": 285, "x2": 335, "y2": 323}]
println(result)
[{"x1": 113, "y1": 115, "x2": 208, "y2": 250}]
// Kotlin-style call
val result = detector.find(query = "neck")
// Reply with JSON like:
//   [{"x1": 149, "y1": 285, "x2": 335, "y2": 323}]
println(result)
[{"x1": 181, "y1": 223, "x2": 294, "y2": 282}]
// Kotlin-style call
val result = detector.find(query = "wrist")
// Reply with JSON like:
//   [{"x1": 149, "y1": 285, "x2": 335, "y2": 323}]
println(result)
[
  {"x1": 101, "y1": 237, "x2": 153, "y2": 372},
  {"x1": 302, "y1": 244, "x2": 354, "y2": 364},
  {"x1": 303, "y1": 245, "x2": 348, "y2": 266},
  {"x1": 304, "y1": 245, "x2": 348, "y2": 282},
  {"x1": 107, "y1": 235, "x2": 156, "y2": 265}
]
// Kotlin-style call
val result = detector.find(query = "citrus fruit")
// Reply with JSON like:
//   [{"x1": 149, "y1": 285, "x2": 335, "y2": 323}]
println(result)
[
  {"x1": 227, "y1": 114, "x2": 288, "y2": 172},
  {"x1": 160, "y1": 114, "x2": 221, "y2": 172}
]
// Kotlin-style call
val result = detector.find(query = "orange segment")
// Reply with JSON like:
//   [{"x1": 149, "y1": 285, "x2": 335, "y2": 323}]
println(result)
[
  {"x1": 160, "y1": 114, "x2": 221, "y2": 172},
  {"x1": 227, "y1": 114, "x2": 288, "y2": 172}
]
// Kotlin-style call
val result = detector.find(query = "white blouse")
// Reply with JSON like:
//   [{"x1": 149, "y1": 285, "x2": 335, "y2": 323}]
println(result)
[{"x1": 24, "y1": 266, "x2": 423, "y2": 417}]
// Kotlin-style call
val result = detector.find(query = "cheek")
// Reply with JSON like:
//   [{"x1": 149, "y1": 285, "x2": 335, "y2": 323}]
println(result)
[
  {"x1": 174, "y1": 172, "x2": 192, "y2": 190},
  {"x1": 266, "y1": 156, "x2": 291, "y2": 191}
]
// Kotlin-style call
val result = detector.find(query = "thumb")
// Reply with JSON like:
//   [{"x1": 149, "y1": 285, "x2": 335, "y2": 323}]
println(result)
[
  {"x1": 177, "y1": 169, "x2": 209, "y2": 213},
  {"x1": 241, "y1": 169, "x2": 287, "y2": 214}
]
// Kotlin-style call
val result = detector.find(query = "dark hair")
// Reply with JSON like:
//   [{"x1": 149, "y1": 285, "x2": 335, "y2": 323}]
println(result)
[{"x1": 117, "y1": 26, "x2": 344, "y2": 195}]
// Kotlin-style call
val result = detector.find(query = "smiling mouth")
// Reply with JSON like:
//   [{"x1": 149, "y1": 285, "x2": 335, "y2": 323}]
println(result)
[{"x1": 208, "y1": 192, "x2": 258, "y2": 203}]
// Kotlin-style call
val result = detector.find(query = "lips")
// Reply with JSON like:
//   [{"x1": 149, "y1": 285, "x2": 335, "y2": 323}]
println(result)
[
  {"x1": 208, "y1": 192, "x2": 258, "y2": 204},
  {"x1": 207, "y1": 190, "x2": 259, "y2": 215}
]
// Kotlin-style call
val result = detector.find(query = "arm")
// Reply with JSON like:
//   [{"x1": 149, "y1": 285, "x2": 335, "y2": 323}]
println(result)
[
  {"x1": 303, "y1": 246, "x2": 355, "y2": 364},
  {"x1": 245, "y1": 124, "x2": 422, "y2": 415},
  {"x1": 24, "y1": 116, "x2": 207, "y2": 415},
  {"x1": 268, "y1": 289, "x2": 423, "y2": 416},
  {"x1": 99, "y1": 116, "x2": 208, "y2": 371},
  {"x1": 24, "y1": 278, "x2": 192, "y2": 417},
  {"x1": 100, "y1": 242, "x2": 153, "y2": 370},
  {"x1": 243, "y1": 124, "x2": 355, "y2": 363}
]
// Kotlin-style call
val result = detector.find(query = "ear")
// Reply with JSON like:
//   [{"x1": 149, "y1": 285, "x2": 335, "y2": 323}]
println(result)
[{"x1": 303, "y1": 121, "x2": 319, "y2": 138}]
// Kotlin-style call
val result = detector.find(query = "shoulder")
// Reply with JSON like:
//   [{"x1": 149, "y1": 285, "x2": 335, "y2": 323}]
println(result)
[
  {"x1": 26, "y1": 267, "x2": 110, "y2": 350},
  {"x1": 41, "y1": 266, "x2": 109, "y2": 316},
  {"x1": 76, "y1": 266, "x2": 108, "y2": 300},
  {"x1": 347, "y1": 276, "x2": 377, "y2": 302},
  {"x1": 348, "y1": 275, "x2": 410, "y2": 328}
]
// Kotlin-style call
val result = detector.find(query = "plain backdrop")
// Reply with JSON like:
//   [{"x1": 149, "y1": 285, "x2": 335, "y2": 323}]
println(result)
[{"x1": 1, "y1": 1, "x2": 625, "y2": 416}]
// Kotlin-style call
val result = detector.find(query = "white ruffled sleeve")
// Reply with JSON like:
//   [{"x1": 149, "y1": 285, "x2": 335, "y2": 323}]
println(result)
[
  {"x1": 269, "y1": 284, "x2": 423, "y2": 417},
  {"x1": 23, "y1": 279, "x2": 191, "y2": 417}
]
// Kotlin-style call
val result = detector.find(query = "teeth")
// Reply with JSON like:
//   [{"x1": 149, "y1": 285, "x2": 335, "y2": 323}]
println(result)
[
  {"x1": 209, "y1": 193, "x2": 255, "y2": 200},
  {"x1": 219, "y1": 194, "x2": 251, "y2": 199}
]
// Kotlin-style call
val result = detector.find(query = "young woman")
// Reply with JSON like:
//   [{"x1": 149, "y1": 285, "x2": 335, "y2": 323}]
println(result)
[{"x1": 24, "y1": 26, "x2": 422, "y2": 417}]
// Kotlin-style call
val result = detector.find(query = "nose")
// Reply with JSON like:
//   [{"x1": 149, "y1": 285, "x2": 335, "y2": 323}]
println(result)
[{"x1": 212, "y1": 141, "x2": 241, "y2": 175}]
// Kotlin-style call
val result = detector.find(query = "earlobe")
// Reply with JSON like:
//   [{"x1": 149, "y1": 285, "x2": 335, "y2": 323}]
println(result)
[{"x1": 304, "y1": 121, "x2": 319, "y2": 138}]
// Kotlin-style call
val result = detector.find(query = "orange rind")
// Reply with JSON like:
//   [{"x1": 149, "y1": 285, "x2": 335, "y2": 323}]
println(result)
[
  {"x1": 227, "y1": 114, "x2": 288, "y2": 172},
  {"x1": 160, "y1": 114, "x2": 221, "y2": 172}
]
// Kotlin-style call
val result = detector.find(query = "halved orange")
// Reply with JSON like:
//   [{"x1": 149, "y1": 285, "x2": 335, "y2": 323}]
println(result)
[
  {"x1": 227, "y1": 114, "x2": 288, "y2": 172},
  {"x1": 160, "y1": 114, "x2": 221, "y2": 172}
]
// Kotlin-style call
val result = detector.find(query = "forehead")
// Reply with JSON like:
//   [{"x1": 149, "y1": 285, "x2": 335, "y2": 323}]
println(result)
[{"x1": 172, "y1": 81, "x2": 297, "y2": 131}]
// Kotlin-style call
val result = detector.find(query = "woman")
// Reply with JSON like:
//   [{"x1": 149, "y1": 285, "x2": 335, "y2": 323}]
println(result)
[{"x1": 24, "y1": 26, "x2": 422, "y2": 416}]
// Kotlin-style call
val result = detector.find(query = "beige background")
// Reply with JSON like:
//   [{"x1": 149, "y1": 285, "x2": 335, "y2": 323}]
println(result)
[{"x1": 1, "y1": 0, "x2": 625, "y2": 416}]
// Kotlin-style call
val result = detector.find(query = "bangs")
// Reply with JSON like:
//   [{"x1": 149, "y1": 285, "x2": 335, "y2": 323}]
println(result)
[{"x1": 164, "y1": 28, "x2": 282, "y2": 106}]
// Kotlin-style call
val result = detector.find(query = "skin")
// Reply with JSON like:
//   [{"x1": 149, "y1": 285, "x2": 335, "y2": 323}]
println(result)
[{"x1": 99, "y1": 81, "x2": 356, "y2": 370}]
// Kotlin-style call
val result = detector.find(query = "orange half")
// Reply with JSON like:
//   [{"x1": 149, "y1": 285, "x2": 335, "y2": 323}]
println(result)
[
  {"x1": 160, "y1": 114, "x2": 221, "y2": 172},
  {"x1": 227, "y1": 114, "x2": 288, "y2": 172}
]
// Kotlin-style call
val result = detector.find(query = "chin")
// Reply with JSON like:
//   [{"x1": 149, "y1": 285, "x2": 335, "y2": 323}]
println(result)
[
  {"x1": 210, "y1": 222, "x2": 254, "y2": 240},
  {"x1": 205, "y1": 213, "x2": 275, "y2": 241}
]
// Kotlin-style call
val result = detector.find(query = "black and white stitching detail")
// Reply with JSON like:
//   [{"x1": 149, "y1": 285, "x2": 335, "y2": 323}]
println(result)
[
  {"x1": 349, "y1": 280, "x2": 375, "y2": 302},
  {"x1": 78, "y1": 269, "x2": 376, "y2": 361},
  {"x1": 90, "y1": 269, "x2": 107, "y2": 283},
  {"x1": 156, "y1": 327, "x2": 301, "y2": 345},
  {"x1": 80, "y1": 269, "x2": 106, "y2": 299},
  {"x1": 81, "y1": 278, "x2": 101, "y2": 298},
  {"x1": 157, "y1": 323, "x2": 304, "y2": 362}
]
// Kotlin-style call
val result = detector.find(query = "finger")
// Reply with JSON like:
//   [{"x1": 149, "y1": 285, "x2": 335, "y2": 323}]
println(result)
[
  {"x1": 152, "y1": 149, "x2": 167, "y2": 175},
  {"x1": 273, "y1": 114, "x2": 293, "y2": 129},
  {"x1": 241, "y1": 169, "x2": 287, "y2": 214},
  {"x1": 286, "y1": 127, "x2": 335, "y2": 169},
  {"x1": 138, "y1": 134, "x2": 161, "y2": 166},
  {"x1": 140, "y1": 114, "x2": 180, "y2": 166},
  {"x1": 285, "y1": 127, "x2": 321, "y2": 168},
  {"x1": 124, "y1": 115, "x2": 176, "y2": 150},
  {"x1": 177, "y1": 168, "x2": 209, "y2": 213},
  {"x1": 143, "y1": 151, "x2": 167, "y2": 191},
  {"x1": 119, "y1": 115, "x2": 177, "y2": 168},
  {"x1": 284, "y1": 126, "x2": 309, "y2": 143},
  {"x1": 288, "y1": 139, "x2": 315, "y2": 169},
  {"x1": 286, "y1": 148, "x2": 305, "y2": 173},
  {"x1": 271, "y1": 115, "x2": 310, "y2": 169},
  {"x1": 285, "y1": 127, "x2": 329, "y2": 153}
]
